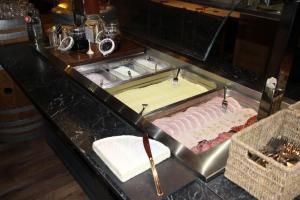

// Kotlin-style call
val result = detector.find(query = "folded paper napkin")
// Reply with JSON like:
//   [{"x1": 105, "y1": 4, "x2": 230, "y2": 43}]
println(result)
[{"x1": 92, "y1": 135, "x2": 171, "y2": 182}]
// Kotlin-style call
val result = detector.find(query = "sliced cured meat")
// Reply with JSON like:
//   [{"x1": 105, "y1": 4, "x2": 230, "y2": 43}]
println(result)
[
  {"x1": 172, "y1": 118, "x2": 189, "y2": 131},
  {"x1": 184, "y1": 114, "x2": 202, "y2": 129},
  {"x1": 200, "y1": 107, "x2": 219, "y2": 120},
  {"x1": 185, "y1": 111, "x2": 208, "y2": 126},
  {"x1": 227, "y1": 97, "x2": 242, "y2": 110},
  {"x1": 191, "y1": 132, "x2": 233, "y2": 154},
  {"x1": 208, "y1": 104, "x2": 227, "y2": 116},
  {"x1": 188, "y1": 107, "x2": 213, "y2": 122},
  {"x1": 231, "y1": 115, "x2": 257, "y2": 132},
  {"x1": 154, "y1": 121, "x2": 180, "y2": 135},
  {"x1": 152, "y1": 96, "x2": 257, "y2": 154},
  {"x1": 175, "y1": 117, "x2": 194, "y2": 130}
]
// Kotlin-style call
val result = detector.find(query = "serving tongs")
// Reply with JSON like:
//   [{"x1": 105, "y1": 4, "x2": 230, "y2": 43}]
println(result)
[
  {"x1": 222, "y1": 86, "x2": 228, "y2": 112},
  {"x1": 139, "y1": 104, "x2": 148, "y2": 116},
  {"x1": 128, "y1": 70, "x2": 132, "y2": 79},
  {"x1": 172, "y1": 68, "x2": 181, "y2": 86},
  {"x1": 143, "y1": 134, "x2": 164, "y2": 197},
  {"x1": 99, "y1": 79, "x2": 104, "y2": 87}
]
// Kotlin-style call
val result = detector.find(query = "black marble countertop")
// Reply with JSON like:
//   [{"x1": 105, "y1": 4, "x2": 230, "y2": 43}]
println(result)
[{"x1": 0, "y1": 43, "x2": 298, "y2": 200}]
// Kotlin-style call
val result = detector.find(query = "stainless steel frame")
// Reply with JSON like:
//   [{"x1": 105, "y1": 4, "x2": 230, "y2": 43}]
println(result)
[
  {"x1": 73, "y1": 53, "x2": 174, "y2": 89},
  {"x1": 106, "y1": 68, "x2": 218, "y2": 116},
  {"x1": 65, "y1": 47, "x2": 264, "y2": 181}
]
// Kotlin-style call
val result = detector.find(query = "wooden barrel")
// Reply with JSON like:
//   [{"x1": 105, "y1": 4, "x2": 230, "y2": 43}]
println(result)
[
  {"x1": 0, "y1": 18, "x2": 29, "y2": 46},
  {"x1": 0, "y1": 66, "x2": 43, "y2": 143}
]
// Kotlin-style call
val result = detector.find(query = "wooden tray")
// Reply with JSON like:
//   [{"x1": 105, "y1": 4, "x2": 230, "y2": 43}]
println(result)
[{"x1": 47, "y1": 37, "x2": 145, "y2": 66}]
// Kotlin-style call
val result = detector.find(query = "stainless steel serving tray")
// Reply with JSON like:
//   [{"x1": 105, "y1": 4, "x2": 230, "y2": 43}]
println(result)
[
  {"x1": 73, "y1": 54, "x2": 175, "y2": 90},
  {"x1": 133, "y1": 55, "x2": 172, "y2": 72},
  {"x1": 107, "y1": 68, "x2": 218, "y2": 116},
  {"x1": 140, "y1": 87, "x2": 261, "y2": 181},
  {"x1": 65, "y1": 47, "x2": 262, "y2": 181},
  {"x1": 143, "y1": 88, "x2": 259, "y2": 178},
  {"x1": 145, "y1": 88, "x2": 260, "y2": 122},
  {"x1": 108, "y1": 63, "x2": 150, "y2": 80},
  {"x1": 75, "y1": 65, "x2": 121, "y2": 89}
]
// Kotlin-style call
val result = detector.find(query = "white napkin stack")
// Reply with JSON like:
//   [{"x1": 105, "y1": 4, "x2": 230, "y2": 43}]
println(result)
[{"x1": 92, "y1": 135, "x2": 171, "y2": 182}]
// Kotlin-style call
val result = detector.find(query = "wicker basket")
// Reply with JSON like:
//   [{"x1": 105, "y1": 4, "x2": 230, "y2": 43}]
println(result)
[
  {"x1": 289, "y1": 101, "x2": 300, "y2": 116},
  {"x1": 225, "y1": 109, "x2": 300, "y2": 200}
]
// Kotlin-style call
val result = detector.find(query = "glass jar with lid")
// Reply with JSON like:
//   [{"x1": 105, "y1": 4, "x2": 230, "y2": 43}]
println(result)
[
  {"x1": 85, "y1": 14, "x2": 105, "y2": 43},
  {"x1": 69, "y1": 26, "x2": 89, "y2": 52},
  {"x1": 96, "y1": 23, "x2": 120, "y2": 56}
]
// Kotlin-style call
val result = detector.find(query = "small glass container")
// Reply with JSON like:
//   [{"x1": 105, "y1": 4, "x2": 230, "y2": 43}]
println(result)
[
  {"x1": 96, "y1": 23, "x2": 120, "y2": 44},
  {"x1": 85, "y1": 14, "x2": 105, "y2": 43},
  {"x1": 69, "y1": 26, "x2": 89, "y2": 52},
  {"x1": 48, "y1": 26, "x2": 59, "y2": 47},
  {"x1": 101, "y1": 23, "x2": 119, "y2": 40}
]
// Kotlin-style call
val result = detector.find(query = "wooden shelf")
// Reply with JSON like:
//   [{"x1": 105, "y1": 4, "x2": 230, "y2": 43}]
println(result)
[
  {"x1": 47, "y1": 37, "x2": 145, "y2": 66},
  {"x1": 151, "y1": 0, "x2": 240, "y2": 18},
  {"x1": 151, "y1": 0, "x2": 281, "y2": 21}
]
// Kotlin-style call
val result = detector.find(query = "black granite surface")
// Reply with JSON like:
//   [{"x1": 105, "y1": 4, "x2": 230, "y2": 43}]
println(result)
[
  {"x1": 0, "y1": 43, "x2": 196, "y2": 200},
  {"x1": 0, "y1": 43, "x2": 299, "y2": 200}
]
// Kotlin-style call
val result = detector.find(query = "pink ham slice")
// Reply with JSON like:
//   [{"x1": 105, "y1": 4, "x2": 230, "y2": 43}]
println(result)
[
  {"x1": 154, "y1": 121, "x2": 197, "y2": 148},
  {"x1": 172, "y1": 114, "x2": 195, "y2": 130},
  {"x1": 153, "y1": 121, "x2": 180, "y2": 135},
  {"x1": 186, "y1": 107, "x2": 213, "y2": 122},
  {"x1": 153, "y1": 96, "x2": 256, "y2": 153},
  {"x1": 184, "y1": 114, "x2": 202, "y2": 129},
  {"x1": 187, "y1": 111, "x2": 208, "y2": 123},
  {"x1": 172, "y1": 118, "x2": 187, "y2": 131},
  {"x1": 200, "y1": 96, "x2": 241, "y2": 112},
  {"x1": 227, "y1": 97, "x2": 242, "y2": 109},
  {"x1": 191, "y1": 116, "x2": 257, "y2": 154}
]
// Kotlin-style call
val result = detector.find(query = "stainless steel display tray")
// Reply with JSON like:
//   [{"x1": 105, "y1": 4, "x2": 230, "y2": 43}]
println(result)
[
  {"x1": 75, "y1": 65, "x2": 121, "y2": 89},
  {"x1": 65, "y1": 47, "x2": 262, "y2": 181},
  {"x1": 107, "y1": 68, "x2": 218, "y2": 116},
  {"x1": 145, "y1": 88, "x2": 260, "y2": 121},
  {"x1": 73, "y1": 54, "x2": 174, "y2": 90},
  {"x1": 133, "y1": 55, "x2": 172, "y2": 72},
  {"x1": 141, "y1": 88, "x2": 260, "y2": 180},
  {"x1": 108, "y1": 63, "x2": 150, "y2": 80}
]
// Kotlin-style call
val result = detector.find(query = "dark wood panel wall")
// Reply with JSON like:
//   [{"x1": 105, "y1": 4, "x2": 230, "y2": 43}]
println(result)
[
  {"x1": 113, "y1": 0, "x2": 280, "y2": 77},
  {"x1": 233, "y1": 14, "x2": 278, "y2": 75},
  {"x1": 118, "y1": 0, "x2": 226, "y2": 59}
]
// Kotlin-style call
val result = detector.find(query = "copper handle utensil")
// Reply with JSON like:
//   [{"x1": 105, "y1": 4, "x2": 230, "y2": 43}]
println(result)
[{"x1": 143, "y1": 134, "x2": 163, "y2": 197}]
